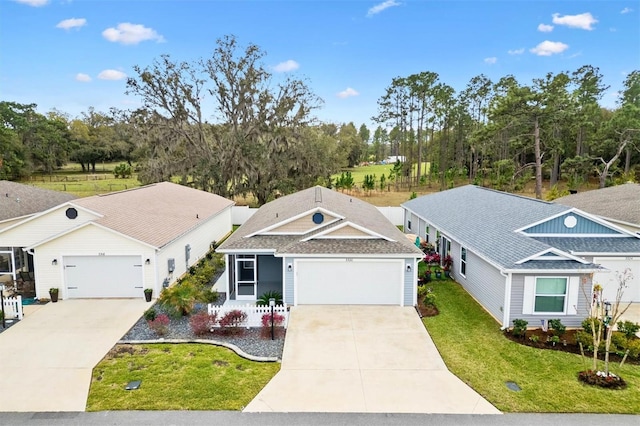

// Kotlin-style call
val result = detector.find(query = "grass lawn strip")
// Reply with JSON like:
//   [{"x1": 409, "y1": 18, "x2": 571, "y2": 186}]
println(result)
[
  {"x1": 424, "y1": 280, "x2": 640, "y2": 413},
  {"x1": 86, "y1": 343, "x2": 280, "y2": 411}
]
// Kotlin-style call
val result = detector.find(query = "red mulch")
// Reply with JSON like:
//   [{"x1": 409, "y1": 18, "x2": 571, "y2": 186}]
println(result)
[{"x1": 503, "y1": 328, "x2": 639, "y2": 365}]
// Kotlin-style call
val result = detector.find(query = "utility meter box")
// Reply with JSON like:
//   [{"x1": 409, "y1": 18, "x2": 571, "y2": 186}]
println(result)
[{"x1": 168, "y1": 258, "x2": 175, "y2": 273}]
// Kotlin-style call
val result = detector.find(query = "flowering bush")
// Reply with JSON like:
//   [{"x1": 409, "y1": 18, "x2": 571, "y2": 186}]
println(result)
[
  {"x1": 189, "y1": 311, "x2": 218, "y2": 336},
  {"x1": 218, "y1": 310, "x2": 247, "y2": 334},
  {"x1": 420, "y1": 241, "x2": 435, "y2": 254},
  {"x1": 423, "y1": 253, "x2": 441, "y2": 267},
  {"x1": 442, "y1": 255, "x2": 453, "y2": 271},
  {"x1": 148, "y1": 313, "x2": 170, "y2": 336},
  {"x1": 261, "y1": 312, "x2": 285, "y2": 327}
]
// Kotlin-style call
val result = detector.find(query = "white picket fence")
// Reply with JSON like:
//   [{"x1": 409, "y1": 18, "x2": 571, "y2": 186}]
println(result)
[
  {"x1": 2, "y1": 295, "x2": 23, "y2": 320},
  {"x1": 207, "y1": 303, "x2": 288, "y2": 329}
]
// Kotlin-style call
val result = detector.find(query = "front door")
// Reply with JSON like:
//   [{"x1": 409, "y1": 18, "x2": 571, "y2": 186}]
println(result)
[{"x1": 235, "y1": 255, "x2": 256, "y2": 300}]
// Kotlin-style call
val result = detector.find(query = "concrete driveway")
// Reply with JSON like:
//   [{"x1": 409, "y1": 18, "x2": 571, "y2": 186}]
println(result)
[
  {"x1": 244, "y1": 305, "x2": 500, "y2": 414},
  {"x1": 0, "y1": 299, "x2": 150, "y2": 412}
]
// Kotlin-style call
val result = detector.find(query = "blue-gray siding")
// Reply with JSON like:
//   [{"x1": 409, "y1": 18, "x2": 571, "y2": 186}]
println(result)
[
  {"x1": 448, "y1": 238, "x2": 506, "y2": 323},
  {"x1": 509, "y1": 273, "x2": 591, "y2": 328},
  {"x1": 403, "y1": 257, "x2": 414, "y2": 306},
  {"x1": 524, "y1": 213, "x2": 619, "y2": 235},
  {"x1": 284, "y1": 257, "x2": 294, "y2": 305}
]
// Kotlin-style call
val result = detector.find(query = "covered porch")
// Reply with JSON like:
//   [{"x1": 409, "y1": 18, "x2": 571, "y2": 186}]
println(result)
[
  {"x1": 225, "y1": 254, "x2": 283, "y2": 302},
  {"x1": 0, "y1": 246, "x2": 36, "y2": 298}
]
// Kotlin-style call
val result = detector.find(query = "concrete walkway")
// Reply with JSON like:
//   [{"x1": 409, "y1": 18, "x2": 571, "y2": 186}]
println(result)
[
  {"x1": 0, "y1": 299, "x2": 150, "y2": 412},
  {"x1": 244, "y1": 305, "x2": 500, "y2": 414}
]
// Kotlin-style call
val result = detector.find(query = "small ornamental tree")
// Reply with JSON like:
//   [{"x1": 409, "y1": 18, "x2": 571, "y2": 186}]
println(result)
[{"x1": 584, "y1": 268, "x2": 634, "y2": 376}]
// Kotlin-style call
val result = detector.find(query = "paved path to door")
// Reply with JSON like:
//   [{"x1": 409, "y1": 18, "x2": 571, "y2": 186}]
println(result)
[
  {"x1": 0, "y1": 299, "x2": 150, "y2": 412},
  {"x1": 244, "y1": 305, "x2": 500, "y2": 414}
]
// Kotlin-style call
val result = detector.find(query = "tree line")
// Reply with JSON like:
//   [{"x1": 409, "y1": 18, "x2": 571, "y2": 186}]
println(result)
[{"x1": 1, "y1": 35, "x2": 638, "y2": 204}]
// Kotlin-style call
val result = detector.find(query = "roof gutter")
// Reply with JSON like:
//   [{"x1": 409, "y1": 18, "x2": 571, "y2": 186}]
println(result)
[{"x1": 500, "y1": 270, "x2": 512, "y2": 330}]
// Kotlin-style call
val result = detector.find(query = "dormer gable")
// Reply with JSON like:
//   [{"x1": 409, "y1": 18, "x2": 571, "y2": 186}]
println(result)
[
  {"x1": 515, "y1": 248, "x2": 589, "y2": 265},
  {"x1": 247, "y1": 207, "x2": 343, "y2": 237},
  {"x1": 302, "y1": 221, "x2": 394, "y2": 241},
  {"x1": 516, "y1": 209, "x2": 632, "y2": 237}
]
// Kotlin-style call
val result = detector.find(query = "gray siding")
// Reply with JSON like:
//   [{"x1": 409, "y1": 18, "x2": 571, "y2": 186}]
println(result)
[
  {"x1": 284, "y1": 257, "x2": 295, "y2": 305},
  {"x1": 509, "y1": 273, "x2": 591, "y2": 328},
  {"x1": 524, "y1": 213, "x2": 619, "y2": 235},
  {"x1": 407, "y1": 213, "x2": 419, "y2": 233},
  {"x1": 404, "y1": 257, "x2": 415, "y2": 306},
  {"x1": 448, "y1": 238, "x2": 506, "y2": 323}
]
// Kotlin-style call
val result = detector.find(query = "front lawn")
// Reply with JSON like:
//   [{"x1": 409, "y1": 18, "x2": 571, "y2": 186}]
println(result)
[
  {"x1": 424, "y1": 280, "x2": 640, "y2": 413},
  {"x1": 86, "y1": 344, "x2": 279, "y2": 411}
]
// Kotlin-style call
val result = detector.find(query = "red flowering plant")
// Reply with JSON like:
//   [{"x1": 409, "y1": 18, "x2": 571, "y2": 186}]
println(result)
[{"x1": 423, "y1": 253, "x2": 441, "y2": 272}]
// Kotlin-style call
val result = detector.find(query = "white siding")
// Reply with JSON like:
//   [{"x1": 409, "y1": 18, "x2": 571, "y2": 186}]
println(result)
[
  {"x1": 34, "y1": 225, "x2": 153, "y2": 299},
  {"x1": 0, "y1": 205, "x2": 99, "y2": 247}
]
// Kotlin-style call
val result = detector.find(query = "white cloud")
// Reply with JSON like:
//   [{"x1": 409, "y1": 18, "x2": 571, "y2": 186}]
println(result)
[
  {"x1": 530, "y1": 40, "x2": 569, "y2": 56},
  {"x1": 367, "y1": 0, "x2": 400, "y2": 17},
  {"x1": 56, "y1": 18, "x2": 87, "y2": 30},
  {"x1": 98, "y1": 69, "x2": 127, "y2": 80},
  {"x1": 508, "y1": 48, "x2": 525, "y2": 55},
  {"x1": 14, "y1": 0, "x2": 49, "y2": 6},
  {"x1": 552, "y1": 12, "x2": 598, "y2": 30},
  {"x1": 484, "y1": 57, "x2": 497, "y2": 64},
  {"x1": 621, "y1": 7, "x2": 633, "y2": 14},
  {"x1": 337, "y1": 87, "x2": 359, "y2": 99},
  {"x1": 75, "y1": 73, "x2": 92, "y2": 82},
  {"x1": 537, "y1": 23, "x2": 554, "y2": 32},
  {"x1": 273, "y1": 60, "x2": 299, "y2": 72},
  {"x1": 102, "y1": 23, "x2": 165, "y2": 45}
]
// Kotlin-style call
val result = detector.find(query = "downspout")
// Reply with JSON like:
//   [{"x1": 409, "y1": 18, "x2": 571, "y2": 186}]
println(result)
[{"x1": 500, "y1": 270, "x2": 512, "y2": 330}]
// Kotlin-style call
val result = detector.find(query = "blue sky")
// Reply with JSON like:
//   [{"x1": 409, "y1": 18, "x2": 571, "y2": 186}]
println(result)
[{"x1": 1, "y1": 0, "x2": 638, "y2": 129}]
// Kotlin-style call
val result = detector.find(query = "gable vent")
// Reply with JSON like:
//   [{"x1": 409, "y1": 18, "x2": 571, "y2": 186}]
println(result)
[{"x1": 315, "y1": 187, "x2": 322, "y2": 203}]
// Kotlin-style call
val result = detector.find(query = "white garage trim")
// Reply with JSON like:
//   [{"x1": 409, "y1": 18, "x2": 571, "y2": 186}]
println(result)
[
  {"x1": 293, "y1": 258, "x2": 404, "y2": 305},
  {"x1": 63, "y1": 255, "x2": 145, "y2": 298}
]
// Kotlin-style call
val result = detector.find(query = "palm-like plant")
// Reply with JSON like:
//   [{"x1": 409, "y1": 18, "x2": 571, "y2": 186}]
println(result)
[{"x1": 256, "y1": 290, "x2": 283, "y2": 306}]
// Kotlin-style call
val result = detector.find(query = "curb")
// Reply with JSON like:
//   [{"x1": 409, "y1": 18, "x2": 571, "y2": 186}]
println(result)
[{"x1": 118, "y1": 339, "x2": 280, "y2": 362}]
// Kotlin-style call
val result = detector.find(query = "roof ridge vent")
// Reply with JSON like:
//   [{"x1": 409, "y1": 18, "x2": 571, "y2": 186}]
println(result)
[{"x1": 315, "y1": 187, "x2": 322, "y2": 203}]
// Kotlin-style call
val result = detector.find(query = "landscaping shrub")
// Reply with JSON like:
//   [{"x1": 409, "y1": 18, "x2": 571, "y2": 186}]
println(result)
[
  {"x1": 261, "y1": 312, "x2": 285, "y2": 327},
  {"x1": 576, "y1": 330, "x2": 594, "y2": 351},
  {"x1": 189, "y1": 311, "x2": 218, "y2": 336},
  {"x1": 617, "y1": 320, "x2": 640, "y2": 339},
  {"x1": 512, "y1": 319, "x2": 528, "y2": 338},
  {"x1": 143, "y1": 307, "x2": 157, "y2": 321},
  {"x1": 549, "y1": 318, "x2": 566, "y2": 337},
  {"x1": 256, "y1": 290, "x2": 283, "y2": 306},
  {"x1": 422, "y1": 289, "x2": 436, "y2": 307},
  {"x1": 627, "y1": 339, "x2": 640, "y2": 358},
  {"x1": 113, "y1": 162, "x2": 132, "y2": 178},
  {"x1": 610, "y1": 331, "x2": 629, "y2": 356},
  {"x1": 582, "y1": 317, "x2": 603, "y2": 336},
  {"x1": 417, "y1": 285, "x2": 431, "y2": 300},
  {"x1": 159, "y1": 282, "x2": 199, "y2": 317},
  {"x1": 218, "y1": 310, "x2": 247, "y2": 334},
  {"x1": 148, "y1": 314, "x2": 170, "y2": 336}
]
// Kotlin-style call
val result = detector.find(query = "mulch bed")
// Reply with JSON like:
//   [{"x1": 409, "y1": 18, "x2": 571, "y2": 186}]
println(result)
[
  {"x1": 503, "y1": 328, "x2": 640, "y2": 365},
  {"x1": 416, "y1": 300, "x2": 439, "y2": 317}
]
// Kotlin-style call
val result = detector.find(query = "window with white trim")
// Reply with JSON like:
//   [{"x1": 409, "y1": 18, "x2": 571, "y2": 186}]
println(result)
[
  {"x1": 534, "y1": 277, "x2": 567, "y2": 313},
  {"x1": 407, "y1": 220, "x2": 412, "y2": 230},
  {"x1": 460, "y1": 247, "x2": 467, "y2": 276},
  {"x1": 425, "y1": 225, "x2": 430, "y2": 243}
]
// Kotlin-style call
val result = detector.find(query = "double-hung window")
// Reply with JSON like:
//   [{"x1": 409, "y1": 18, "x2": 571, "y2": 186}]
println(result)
[
  {"x1": 534, "y1": 277, "x2": 567, "y2": 313},
  {"x1": 460, "y1": 247, "x2": 467, "y2": 276}
]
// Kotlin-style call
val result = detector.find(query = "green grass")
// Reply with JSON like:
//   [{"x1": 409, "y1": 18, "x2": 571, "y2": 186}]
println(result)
[
  {"x1": 86, "y1": 344, "x2": 280, "y2": 411},
  {"x1": 332, "y1": 162, "x2": 430, "y2": 186},
  {"x1": 424, "y1": 280, "x2": 640, "y2": 413}
]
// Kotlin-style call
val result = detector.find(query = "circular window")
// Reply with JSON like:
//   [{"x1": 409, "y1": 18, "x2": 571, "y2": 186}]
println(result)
[
  {"x1": 65, "y1": 207, "x2": 78, "y2": 219},
  {"x1": 563, "y1": 215, "x2": 577, "y2": 229},
  {"x1": 312, "y1": 212, "x2": 324, "y2": 224}
]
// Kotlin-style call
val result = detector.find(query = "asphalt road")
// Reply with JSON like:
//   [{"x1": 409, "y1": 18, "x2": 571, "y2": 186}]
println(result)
[{"x1": 0, "y1": 412, "x2": 638, "y2": 426}]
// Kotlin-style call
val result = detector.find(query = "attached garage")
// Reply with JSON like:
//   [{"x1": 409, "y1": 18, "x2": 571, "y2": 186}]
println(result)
[
  {"x1": 64, "y1": 255, "x2": 144, "y2": 298},
  {"x1": 593, "y1": 257, "x2": 640, "y2": 302},
  {"x1": 295, "y1": 259, "x2": 403, "y2": 305}
]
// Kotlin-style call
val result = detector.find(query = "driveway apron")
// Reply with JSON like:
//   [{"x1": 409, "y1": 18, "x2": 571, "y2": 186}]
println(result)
[
  {"x1": 0, "y1": 299, "x2": 150, "y2": 412},
  {"x1": 244, "y1": 305, "x2": 500, "y2": 414}
]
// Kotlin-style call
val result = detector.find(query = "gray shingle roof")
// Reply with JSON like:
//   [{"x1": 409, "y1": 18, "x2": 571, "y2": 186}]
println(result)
[
  {"x1": 515, "y1": 260, "x2": 601, "y2": 270},
  {"x1": 555, "y1": 183, "x2": 640, "y2": 227},
  {"x1": 0, "y1": 181, "x2": 76, "y2": 221},
  {"x1": 534, "y1": 237, "x2": 640, "y2": 254},
  {"x1": 401, "y1": 185, "x2": 623, "y2": 271},
  {"x1": 73, "y1": 182, "x2": 234, "y2": 248},
  {"x1": 218, "y1": 186, "x2": 422, "y2": 257}
]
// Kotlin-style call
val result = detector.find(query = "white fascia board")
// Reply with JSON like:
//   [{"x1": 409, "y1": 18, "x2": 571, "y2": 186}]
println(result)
[
  {"x1": 515, "y1": 248, "x2": 589, "y2": 265},
  {"x1": 503, "y1": 267, "x2": 605, "y2": 274},
  {"x1": 245, "y1": 207, "x2": 344, "y2": 237},
  {"x1": 571, "y1": 252, "x2": 640, "y2": 257},
  {"x1": 301, "y1": 221, "x2": 393, "y2": 242},
  {"x1": 215, "y1": 249, "x2": 276, "y2": 254},
  {"x1": 275, "y1": 252, "x2": 422, "y2": 259},
  {"x1": 515, "y1": 207, "x2": 638, "y2": 237}
]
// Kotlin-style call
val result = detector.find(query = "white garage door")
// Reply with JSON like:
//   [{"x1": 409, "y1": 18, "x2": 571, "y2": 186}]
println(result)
[
  {"x1": 593, "y1": 257, "x2": 640, "y2": 303},
  {"x1": 64, "y1": 255, "x2": 144, "y2": 298},
  {"x1": 296, "y1": 259, "x2": 403, "y2": 305}
]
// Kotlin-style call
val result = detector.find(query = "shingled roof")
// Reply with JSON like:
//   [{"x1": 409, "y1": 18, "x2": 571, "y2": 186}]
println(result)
[
  {"x1": 555, "y1": 183, "x2": 640, "y2": 227},
  {"x1": 218, "y1": 186, "x2": 423, "y2": 257},
  {"x1": 72, "y1": 182, "x2": 234, "y2": 248},
  {"x1": 0, "y1": 180, "x2": 76, "y2": 222}
]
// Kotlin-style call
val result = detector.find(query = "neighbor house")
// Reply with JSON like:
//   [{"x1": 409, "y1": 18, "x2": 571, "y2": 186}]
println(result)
[
  {"x1": 0, "y1": 181, "x2": 76, "y2": 287},
  {"x1": 216, "y1": 186, "x2": 423, "y2": 306},
  {"x1": 0, "y1": 182, "x2": 233, "y2": 300},
  {"x1": 402, "y1": 185, "x2": 640, "y2": 329},
  {"x1": 554, "y1": 183, "x2": 640, "y2": 235}
]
